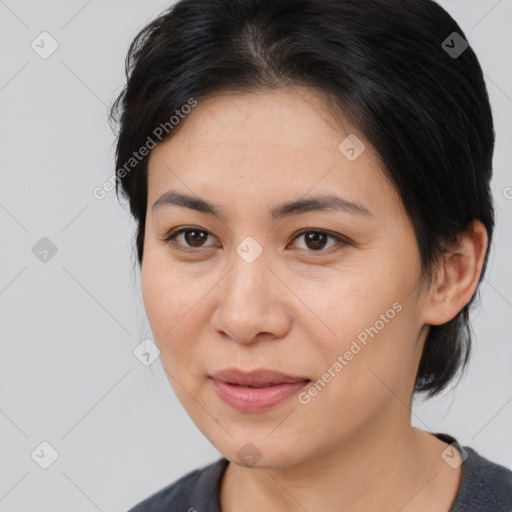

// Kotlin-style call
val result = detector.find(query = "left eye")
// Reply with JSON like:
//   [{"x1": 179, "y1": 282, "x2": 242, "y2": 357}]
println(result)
[
  {"x1": 291, "y1": 229, "x2": 346, "y2": 252},
  {"x1": 164, "y1": 228, "x2": 347, "y2": 253}
]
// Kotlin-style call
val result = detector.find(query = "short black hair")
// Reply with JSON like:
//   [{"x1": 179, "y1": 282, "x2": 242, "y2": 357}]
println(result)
[{"x1": 109, "y1": 0, "x2": 495, "y2": 398}]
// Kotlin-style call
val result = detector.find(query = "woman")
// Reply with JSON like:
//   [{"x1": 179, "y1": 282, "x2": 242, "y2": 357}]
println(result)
[{"x1": 110, "y1": 0, "x2": 512, "y2": 510}]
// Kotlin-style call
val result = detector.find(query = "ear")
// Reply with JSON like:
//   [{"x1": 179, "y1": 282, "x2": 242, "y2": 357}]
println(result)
[{"x1": 421, "y1": 220, "x2": 489, "y2": 326}]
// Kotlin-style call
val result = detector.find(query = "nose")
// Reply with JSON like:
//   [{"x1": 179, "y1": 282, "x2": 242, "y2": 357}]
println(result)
[{"x1": 210, "y1": 252, "x2": 292, "y2": 344}]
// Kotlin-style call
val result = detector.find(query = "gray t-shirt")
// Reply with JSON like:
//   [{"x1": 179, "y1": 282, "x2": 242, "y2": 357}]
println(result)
[{"x1": 126, "y1": 433, "x2": 512, "y2": 511}]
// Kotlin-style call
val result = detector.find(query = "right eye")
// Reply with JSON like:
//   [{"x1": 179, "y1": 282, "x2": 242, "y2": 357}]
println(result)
[{"x1": 163, "y1": 227, "x2": 217, "y2": 251}]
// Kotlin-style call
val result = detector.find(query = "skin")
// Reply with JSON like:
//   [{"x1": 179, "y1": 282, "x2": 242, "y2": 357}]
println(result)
[{"x1": 141, "y1": 86, "x2": 488, "y2": 512}]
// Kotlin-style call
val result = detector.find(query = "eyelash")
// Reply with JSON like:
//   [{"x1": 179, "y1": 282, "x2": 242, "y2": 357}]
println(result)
[{"x1": 162, "y1": 227, "x2": 350, "y2": 255}]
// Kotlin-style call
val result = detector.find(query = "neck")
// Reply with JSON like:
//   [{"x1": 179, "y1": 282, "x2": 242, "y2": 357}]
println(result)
[{"x1": 219, "y1": 409, "x2": 455, "y2": 512}]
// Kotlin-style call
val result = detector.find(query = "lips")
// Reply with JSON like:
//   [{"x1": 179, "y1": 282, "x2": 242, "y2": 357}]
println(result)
[
  {"x1": 210, "y1": 368, "x2": 310, "y2": 387},
  {"x1": 209, "y1": 368, "x2": 311, "y2": 413}
]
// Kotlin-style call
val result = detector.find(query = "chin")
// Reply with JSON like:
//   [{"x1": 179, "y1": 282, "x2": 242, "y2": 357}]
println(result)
[{"x1": 213, "y1": 435, "x2": 308, "y2": 470}]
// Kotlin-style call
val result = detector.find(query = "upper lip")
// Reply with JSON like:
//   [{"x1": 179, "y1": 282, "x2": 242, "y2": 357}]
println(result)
[{"x1": 210, "y1": 368, "x2": 310, "y2": 387}]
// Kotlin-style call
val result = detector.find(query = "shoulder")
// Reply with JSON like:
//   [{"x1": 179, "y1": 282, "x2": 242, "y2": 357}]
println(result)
[
  {"x1": 451, "y1": 444, "x2": 512, "y2": 511},
  {"x1": 126, "y1": 457, "x2": 229, "y2": 512}
]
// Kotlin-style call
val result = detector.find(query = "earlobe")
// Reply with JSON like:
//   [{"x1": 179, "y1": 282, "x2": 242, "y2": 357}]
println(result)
[{"x1": 422, "y1": 220, "x2": 488, "y2": 326}]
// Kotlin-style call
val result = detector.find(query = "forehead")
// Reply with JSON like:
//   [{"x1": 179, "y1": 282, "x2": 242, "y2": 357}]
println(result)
[
  {"x1": 146, "y1": 87, "x2": 400, "y2": 217},
  {"x1": 151, "y1": 87, "x2": 362, "y2": 161}
]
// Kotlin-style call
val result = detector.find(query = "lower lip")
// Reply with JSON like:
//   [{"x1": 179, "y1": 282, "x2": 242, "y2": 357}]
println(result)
[{"x1": 211, "y1": 378, "x2": 310, "y2": 413}]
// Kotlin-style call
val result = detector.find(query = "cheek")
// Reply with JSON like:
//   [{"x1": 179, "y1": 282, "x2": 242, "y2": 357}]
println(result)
[
  {"x1": 141, "y1": 233, "x2": 195, "y2": 326},
  {"x1": 323, "y1": 300, "x2": 419, "y2": 405},
  {"x1": 299, "y1": 262, "x2": 421, "y2": 395},
  {"x1": 141, "y1": 252, "x2": 193, "y2": 347},
  {"x1": 140, "y1": 250, "x2": 217, "y2": 377},
  {"x1": 296, "y1": 304, "x2": 420, "y2": 442},
  {"x1": 293, "y1": 265, "x2": 398, "y2": 349},
  {"x1": 141, "y1": 265, "x2": 205, "y2": 418}
]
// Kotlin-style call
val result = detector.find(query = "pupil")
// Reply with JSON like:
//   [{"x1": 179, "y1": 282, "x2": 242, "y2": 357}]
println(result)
[
  {"x1": 186, "y1": 230, "x2": 207, "y2": 247},
  {"x1": 306, "y1": 232, "x2": 326, "y2": 250}
]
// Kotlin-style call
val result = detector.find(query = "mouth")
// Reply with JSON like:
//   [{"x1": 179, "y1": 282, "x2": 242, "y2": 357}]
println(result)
[
  {"x1": 210, "y1": 367, "x2": 310, "y2": 386},
  {"x1": 209, "y1": 368, "x2": 311, "y2": 412}
]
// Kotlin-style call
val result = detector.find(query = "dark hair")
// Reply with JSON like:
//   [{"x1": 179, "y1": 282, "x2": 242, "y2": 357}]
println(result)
[{"x1": 109, "y1": 0, "x2": 495, "y2": 398}]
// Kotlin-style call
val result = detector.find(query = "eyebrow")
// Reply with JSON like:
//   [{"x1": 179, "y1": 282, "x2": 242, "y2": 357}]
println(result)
[{"x1": 152, "y1": 190, "x2": 373, "y2": 221}]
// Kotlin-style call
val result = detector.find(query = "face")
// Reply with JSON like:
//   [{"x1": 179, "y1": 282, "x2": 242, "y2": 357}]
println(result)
[{"x1": 141, "y1": 87, "x2": 432, "y2": 468}]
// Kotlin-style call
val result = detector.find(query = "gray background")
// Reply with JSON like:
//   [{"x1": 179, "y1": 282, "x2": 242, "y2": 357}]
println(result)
[{"x1": 0, "y1": 1, "x2": 511, "y2": 511}]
